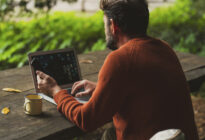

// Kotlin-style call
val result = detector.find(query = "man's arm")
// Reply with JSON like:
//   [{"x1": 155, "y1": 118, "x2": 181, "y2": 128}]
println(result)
[{"x1": 53, "y1": 52, "x2": 127, "y2": 131}]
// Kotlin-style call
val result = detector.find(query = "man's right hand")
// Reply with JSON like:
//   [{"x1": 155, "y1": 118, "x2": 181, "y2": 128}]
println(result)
[{"x1": 71, "y1": 80, "x2": 96, "y2": 97}]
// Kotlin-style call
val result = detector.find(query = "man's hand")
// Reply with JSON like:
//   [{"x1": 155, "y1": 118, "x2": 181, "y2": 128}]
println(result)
[
  {"x1": 71, "y1": 80, "x2": 96, "y2": 97},
  {"x1": 36, "y1": 70, "x2": 61, "y2": 97}
]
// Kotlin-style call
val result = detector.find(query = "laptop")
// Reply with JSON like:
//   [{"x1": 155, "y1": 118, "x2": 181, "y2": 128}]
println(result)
[{"x1": 28, "y1": 48, "x2": 90, "y2": 105}]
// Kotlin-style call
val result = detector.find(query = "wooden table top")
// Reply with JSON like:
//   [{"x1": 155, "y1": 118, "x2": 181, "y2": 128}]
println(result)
[{"x1": 0, "y1": 49, "x2": 205, "y2": 140}]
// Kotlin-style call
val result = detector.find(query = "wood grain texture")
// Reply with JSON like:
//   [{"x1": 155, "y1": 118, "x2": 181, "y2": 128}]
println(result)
[
  {"x1": 0, "y1": 89, "x2": 78, "y2": 140},
  {"x1": 0, "y1": 50, "x2": 205, "y2": 140}
]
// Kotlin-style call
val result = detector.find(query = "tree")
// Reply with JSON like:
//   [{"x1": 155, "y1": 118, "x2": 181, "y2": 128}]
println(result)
[
  {"x1": 0, "y1": 0, "x2": 78, "y2": 21},
  {"x1": 0, "y1": 0, "x2": 15, "y2": 21},
  {"x1": 81, "y1": 0, "x2": 86, "y2": 12}
]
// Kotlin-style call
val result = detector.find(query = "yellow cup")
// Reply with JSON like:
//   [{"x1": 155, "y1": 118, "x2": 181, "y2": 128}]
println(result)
[{"x1": 24, "y1": 94, "x2": 42, "y2": 115}]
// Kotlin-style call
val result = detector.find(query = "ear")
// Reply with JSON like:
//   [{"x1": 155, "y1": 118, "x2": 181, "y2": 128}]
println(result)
[{"x1": 110, "y1": 19, "x2": 118, "y2": 35}]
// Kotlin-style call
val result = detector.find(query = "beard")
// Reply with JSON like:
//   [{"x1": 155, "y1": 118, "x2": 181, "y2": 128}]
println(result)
[{"x1": 105, "y1": 29, "x2": 118, "y2": 51}]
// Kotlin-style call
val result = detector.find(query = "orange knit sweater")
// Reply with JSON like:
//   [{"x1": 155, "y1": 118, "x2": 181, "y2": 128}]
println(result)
[{"x1": 54, "y1": 37, "x2": 199, "y2": 140}]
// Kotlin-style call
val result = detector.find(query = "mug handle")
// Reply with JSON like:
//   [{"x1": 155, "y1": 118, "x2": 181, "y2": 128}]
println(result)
[{"x1": 24, "y1": 101, "x2": 31, "y2": 114}]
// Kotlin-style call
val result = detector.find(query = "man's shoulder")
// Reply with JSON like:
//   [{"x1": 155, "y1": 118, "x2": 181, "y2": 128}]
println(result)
[
  {"x1": 107, "y1": 46, "x2": 132, "y2": 63},
  {"x1": 126, "y1": 36, "x2": 174, "y2": 54},
  {"x1": 106, "y1": 36, "x2": 174, "y2": 64},
  {"x1": 147, "y1": 36, "x2": 171, "y2": 47}
]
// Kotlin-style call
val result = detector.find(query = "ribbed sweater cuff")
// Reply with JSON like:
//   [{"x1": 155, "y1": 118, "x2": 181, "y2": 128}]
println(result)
[{"x1": 53, "y1": 89, "x2": 70, "y2": 104}]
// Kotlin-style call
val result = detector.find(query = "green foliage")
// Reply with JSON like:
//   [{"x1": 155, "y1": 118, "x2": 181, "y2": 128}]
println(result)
[
  {"x1": 0, "y1": 0, "x2": 205, "y2": 70},
  {"x1": 0, "y1": 11, "x2": 105, "y2": 70},
  {"x1": 148, "y1": 0, "x2": 205, "y2": 56}
]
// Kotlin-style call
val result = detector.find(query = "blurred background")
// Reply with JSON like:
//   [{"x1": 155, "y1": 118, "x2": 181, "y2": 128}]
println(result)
[
  {"x1": 0, "y1": 0, "x2": 205, "y2": 139},
  {"x1": 0, "y1": 0, "x2": 204, "y2": 70}
]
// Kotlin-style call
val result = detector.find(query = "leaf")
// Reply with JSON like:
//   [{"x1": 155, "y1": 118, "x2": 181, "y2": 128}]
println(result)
[
  {"x1": 2, "y1": 88, "x2": 22, "y2": 93},
  {"x1": 79, "y1": 59, "x2": 93, "y2": 64},
  {"x1": 1, "y1": 107, "x2": 10, "y2": 115}
]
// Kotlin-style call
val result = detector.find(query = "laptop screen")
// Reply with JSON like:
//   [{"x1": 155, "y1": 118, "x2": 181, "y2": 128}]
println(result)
[{"x1": 31, "y1": 50, "x2": 81, "y2": 85}]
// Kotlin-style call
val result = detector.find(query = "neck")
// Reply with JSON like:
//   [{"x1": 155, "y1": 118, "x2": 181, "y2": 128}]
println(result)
[
  {"x1": 116, "y1": 34, "x2": 147, "y2": 48},
  {"x1": 117, "y1": 35, "x2": 131, "y2": 49}
]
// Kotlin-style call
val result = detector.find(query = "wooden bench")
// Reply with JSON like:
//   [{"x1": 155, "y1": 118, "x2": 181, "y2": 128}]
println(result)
[{"x1": 0, "y1": 49, "x2": 205, "y2": 140}]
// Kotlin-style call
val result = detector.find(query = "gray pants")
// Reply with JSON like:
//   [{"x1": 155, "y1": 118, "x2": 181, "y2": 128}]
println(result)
[
  {"x1": 101, "y1": 126, "x2": 185, "y2": 140},
  {"x1": 101, "y1": 126, "x2": 116, "y2": 140}
]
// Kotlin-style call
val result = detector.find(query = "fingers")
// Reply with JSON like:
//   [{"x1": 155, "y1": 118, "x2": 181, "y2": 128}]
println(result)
[
  {"x1": 36, "y1": 74, "x2": 45, "y2": 90},
  {"x1": 36, "y1": 71, "x2": 46, "y2": 85},
  {"x1": 36, "y1": 70, "x2": 48, "y2": 79},
  {"x1": 37, "y1": 74, "x2": 41, "y2": 83},
  {"x1": 35, "y1": 70, "x2": 59, "y2": 96},
  {"x1": 75, "y1": 91, "x2": 90, "y2": 97},
  {"x1": 37, "y1": 75, "x2": 41, "y2": 88},
  {"x1": 71, "y1": 81, "x2": 80, "y2": 90},
  {"x1": 71, "y1": 81, "x2": 84, "y2": 95},
  {"x1": 71, "y1": 81, "x2": 80, "y2": 94},
  {"x1": 36, "y1": 71, "x2": 49, "y2": 92}
]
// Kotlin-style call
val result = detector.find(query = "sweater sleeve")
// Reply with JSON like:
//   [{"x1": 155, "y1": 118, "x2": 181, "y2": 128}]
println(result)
[{"x1": 54, "y1": 52, "x2": 127, "y2": 131}]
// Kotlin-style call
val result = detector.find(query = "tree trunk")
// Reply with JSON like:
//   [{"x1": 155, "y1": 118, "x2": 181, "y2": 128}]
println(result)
[{"x1": 81, "y1": 0, "x2": 86, "y2": 12}]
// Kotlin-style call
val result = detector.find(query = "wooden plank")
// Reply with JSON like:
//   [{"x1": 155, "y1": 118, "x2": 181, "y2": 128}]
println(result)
[
  {"x1": 0, "y1": 50, "x2": 204, "y2": 97},
  {"x1": 0, "y1": 49, "x2": 110, "y2": 98},
  {"x1": 176, "y1": 52, "x2": 205, "y2": 72},
  {"x1": 0, "y1": 50, "x2": 104, "y2": 140},
  {"x1": 186, "y1": 68, "x2": 205, "y2": 92},
  {"x1": 0, "y1": 89, "x2": 85, "y2": 140},
  {"x1": 78, "y1": 49, "x2": 110, "y2": 77},
  {"x1": 0, "y1": 74, "x2": 98, "y2": 140},
  {"x1": 0, "y1": 50, "x2": 205, "y2": 140},
  {"x1": 176, "y1": 52, "x2": 205, "y2": 92},
  {"x1": 0, "y1": 50, "x2": 205, "y2": 98}
]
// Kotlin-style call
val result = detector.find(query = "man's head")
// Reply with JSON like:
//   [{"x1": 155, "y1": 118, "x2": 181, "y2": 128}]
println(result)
[{"x1": 100, "y1": 0, "x2": 149, "y2": 50}]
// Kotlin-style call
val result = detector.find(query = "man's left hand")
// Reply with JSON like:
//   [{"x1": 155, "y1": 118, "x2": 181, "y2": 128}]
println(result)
[{"x1": 36, "y1": 70, "x2": 61, "y2": 97}]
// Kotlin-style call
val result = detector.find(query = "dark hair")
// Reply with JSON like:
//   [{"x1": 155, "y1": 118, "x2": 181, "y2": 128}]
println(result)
[{"x1": 100, "y1": 0, "x2": 149, "y2": 37}]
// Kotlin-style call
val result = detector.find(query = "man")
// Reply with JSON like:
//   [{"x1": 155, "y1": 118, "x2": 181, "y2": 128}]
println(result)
[{"x1": 36, "y1": 0, "x2": 199, "y2": 139}]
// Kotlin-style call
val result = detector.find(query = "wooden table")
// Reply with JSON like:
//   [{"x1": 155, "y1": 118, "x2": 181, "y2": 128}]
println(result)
[{"x1": 0, "y1": 49, "x2": 205, "y2": 140}]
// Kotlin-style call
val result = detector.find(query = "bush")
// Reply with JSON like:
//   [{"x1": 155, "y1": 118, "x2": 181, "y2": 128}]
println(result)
[
  {"x1": 148, "y1": 0, "x2": 205, "y2": 55},
  {"x1": 0, "y1": 0, "x2": 204, "y2": 70},
  {"x1": 0, "y1": 11, "x2": 105, "y2": 70}
]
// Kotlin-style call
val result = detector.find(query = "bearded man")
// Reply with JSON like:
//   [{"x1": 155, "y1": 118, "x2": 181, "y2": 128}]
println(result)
[{"x1": 36, "y1": 0, "x2": 199, "y2": 139}]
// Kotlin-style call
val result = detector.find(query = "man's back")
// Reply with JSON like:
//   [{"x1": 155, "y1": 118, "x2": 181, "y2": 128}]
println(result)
[{"x1": 110, "y1": 36, "x2": 198, "y2": 139}]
